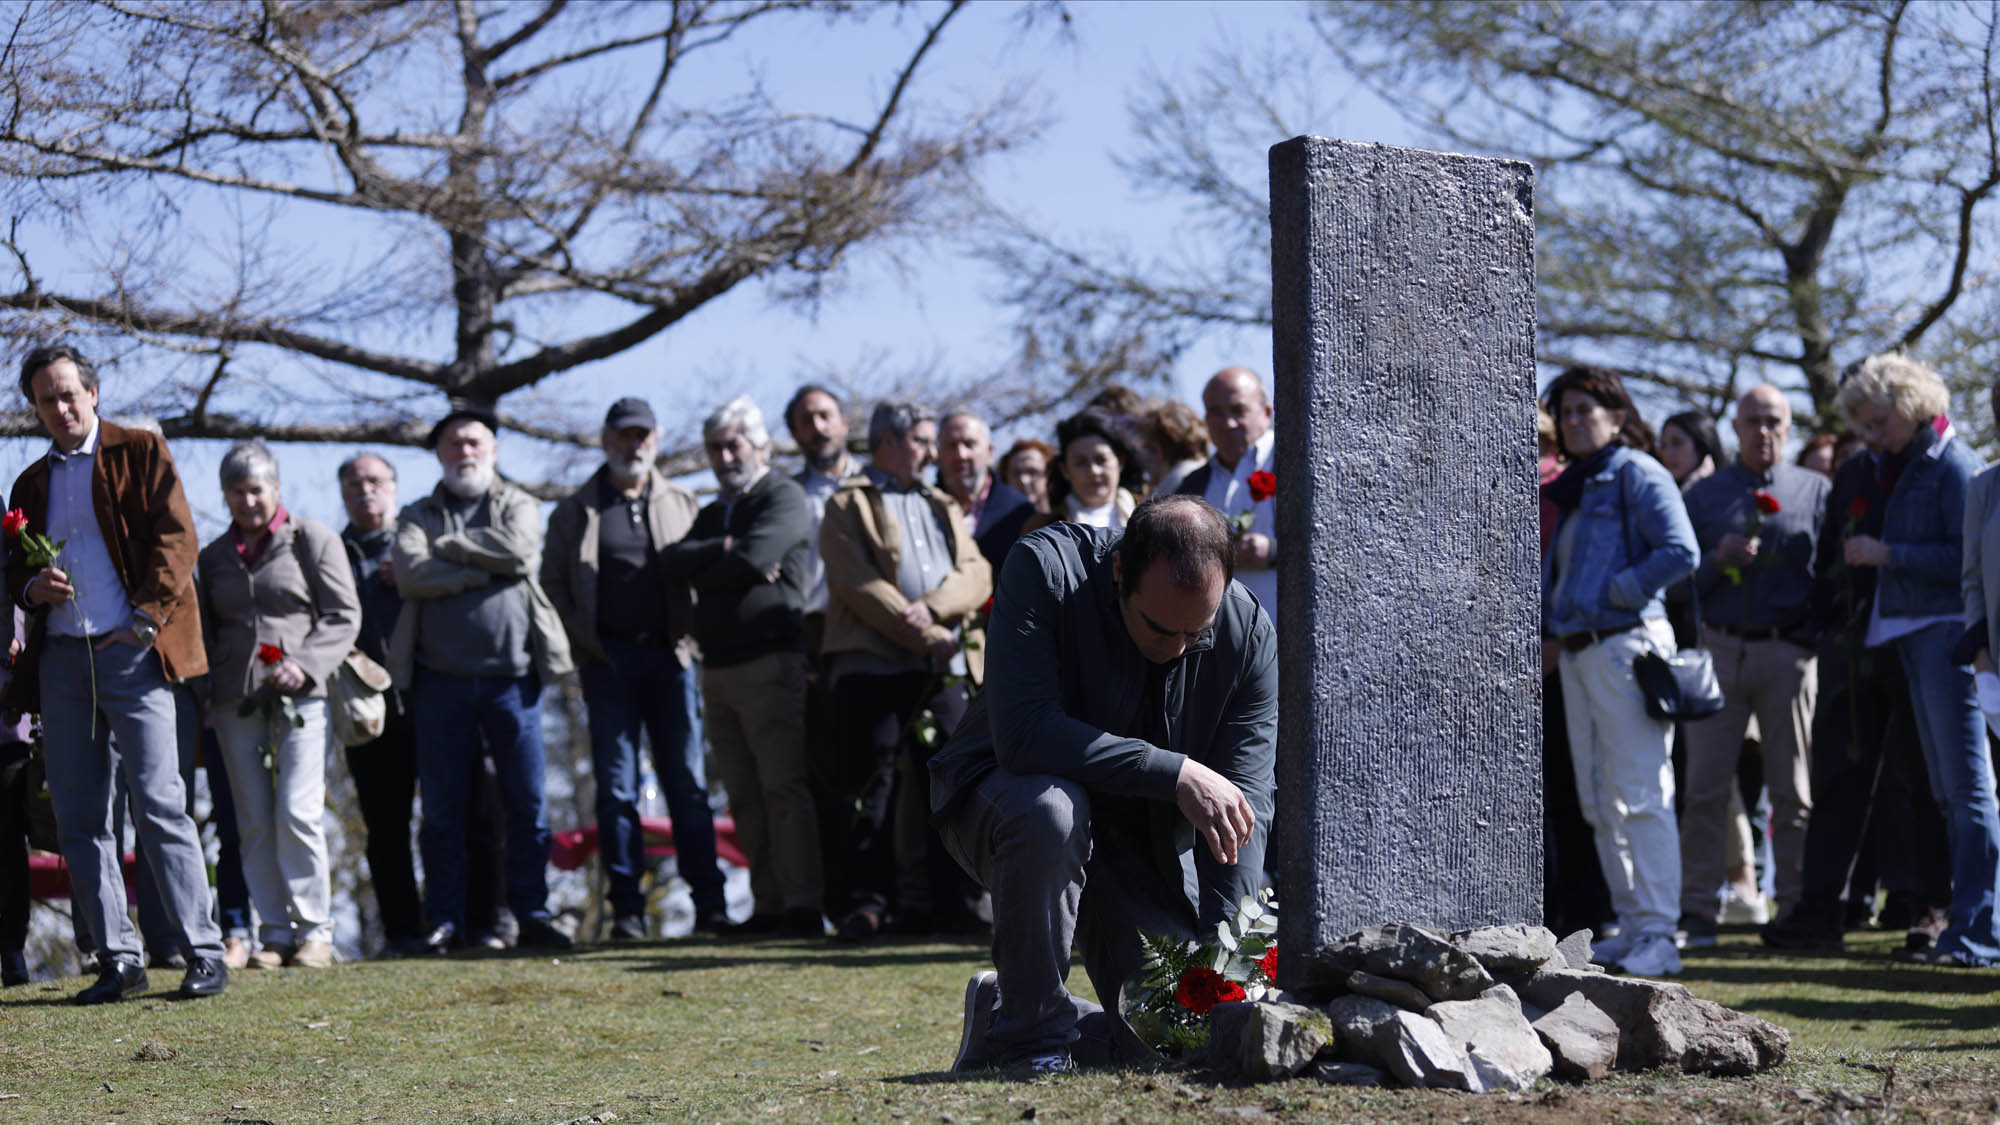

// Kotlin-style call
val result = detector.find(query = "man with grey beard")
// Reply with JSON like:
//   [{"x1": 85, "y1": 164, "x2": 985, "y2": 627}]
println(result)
[
  {"x1": 391, "y1": 406, "x2": 575, "y2": 953},
  {"x1": 662, "y1": 396, "x2": 821, "y2": 936},
  {"x1": 545, "y1": 397, "x2": 729, "y2": 940}
]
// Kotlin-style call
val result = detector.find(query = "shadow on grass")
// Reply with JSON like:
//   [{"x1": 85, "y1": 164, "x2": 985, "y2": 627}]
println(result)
[{"x1": 611, "y1": 946, "x2": 986, "y2": 972}]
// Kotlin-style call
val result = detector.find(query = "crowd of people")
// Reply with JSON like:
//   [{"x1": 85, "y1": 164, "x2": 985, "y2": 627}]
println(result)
[
  {"x1": 1540, "y1": 355, "x2": 2000, "y2": 978},
  {"x1": 0, "y1": 342, "x2": 1281, "y2": 1006}
]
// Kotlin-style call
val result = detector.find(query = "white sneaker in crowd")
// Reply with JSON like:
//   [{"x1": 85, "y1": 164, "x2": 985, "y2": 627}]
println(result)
[
  {"x1": 1589, "y1": 929, "x2": 1638, "y2": 967},
  {"x1": 1618, "y1": 933, "x2": 1683, "y2": 977},
  {"x1": 1718, "y1": 883, "x2": 1770, "y2": 925}
]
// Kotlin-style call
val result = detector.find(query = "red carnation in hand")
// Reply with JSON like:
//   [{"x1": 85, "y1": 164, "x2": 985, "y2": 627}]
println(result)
[
  {"x1": 1752, "y1": 490, "x2": 1781, "y2": 516},
  {"x1": 1174, "y1": 966, "x2": 1247, "y2": 1015},
  {"x1": 1258, "y1": 945, "x2": 1278, "y2": 982},
  {"x1": 256, "y1": 643, "x2": 284, "y2": 666},
  {"x1": 1848, "y1": 495, "x2": 1869, "y2": 521},
  {"x1": 1247, "y1": 470, "x2": 1277, "y2": 503},
  {"x1": 1, "y1": 508, "x2": 25, "y2": 537}
]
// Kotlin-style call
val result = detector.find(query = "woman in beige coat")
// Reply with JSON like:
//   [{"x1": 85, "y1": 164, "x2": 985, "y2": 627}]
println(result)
[{"x1": 198, "y1": 441, "x2": 360, "y2": 969}]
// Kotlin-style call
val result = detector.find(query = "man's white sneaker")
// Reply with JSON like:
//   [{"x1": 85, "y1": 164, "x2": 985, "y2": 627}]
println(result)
[
  {"x1": 1718, "y1": 884, "x2": 1771, "y2": 925},
  {"x1": 1590, "y1": 929, "x2": 1638, "y2": 967},
  {"x1": 1618, "y1": 934, "x2": 1683, "y2": 977},
  {"x1": 952, "y1": 971, "x2": 999, "y2": 1072}
]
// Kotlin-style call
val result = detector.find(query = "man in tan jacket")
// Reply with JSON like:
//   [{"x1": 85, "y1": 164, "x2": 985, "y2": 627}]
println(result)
[
  {"x1": 393, "y1": 406, "x2": 575, "y2": 953},
  {"x1": 821, "y1": 401, "x2": 991, "y2": 942},
  {"x1": 3, "y1": 344, "x2": 225, "y2": 1003},
  {"x1": 543, "y1": 397, "x2": 728, "y2": 941}
]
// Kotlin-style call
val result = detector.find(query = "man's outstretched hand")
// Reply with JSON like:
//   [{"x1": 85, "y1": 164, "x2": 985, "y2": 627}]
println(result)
[{"x1": 1176, "y1": 757, "x2": 1254, "y2": 866}]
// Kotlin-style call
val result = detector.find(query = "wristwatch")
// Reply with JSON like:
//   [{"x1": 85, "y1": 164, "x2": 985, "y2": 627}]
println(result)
[{"x1": 132, "y1": 620, "x2": 158, "y2": 648}]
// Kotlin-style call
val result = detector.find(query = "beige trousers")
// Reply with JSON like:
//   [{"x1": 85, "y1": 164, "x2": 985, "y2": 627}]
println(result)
[
  {"x1": 703, "y1": 651, "x2": 822, "y2": 914},
  {"x1": 1679, "y1": 634, "x2": 1816, "y2": 919}
]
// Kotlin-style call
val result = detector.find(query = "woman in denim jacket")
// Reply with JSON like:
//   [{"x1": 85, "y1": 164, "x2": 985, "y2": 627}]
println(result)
[
  {"x1": 1839, "y1": 354, "x2": 2000, "y2": 967},
  {"x1": 1541, "y1": 366, "x2": 1698, "y2": 978}
]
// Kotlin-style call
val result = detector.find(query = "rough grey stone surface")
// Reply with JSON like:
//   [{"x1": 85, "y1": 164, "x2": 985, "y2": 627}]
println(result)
[
  {"x1": 1531, "y1": 992, "x2": 1620, "y2": 1080},
  {"x1": 1426, "y1": 984, "x2": 1553, "y2": 1093},
  {"x1": 1554, "y1": 929, "x2": 1605, "y2": 973},
  {"x1": 1343, "y1": 969, "x2": 1433, "y2": 1012},
  {"x1": 1311, "y1": 1060, "x2": 1388, "y2": 1087},
  {"x1": 1267, "y1": 136, "x2": 1542, "y2": 971},
  {"x1": 1519, "y1": 968, "x2": 1790, "y2": 1075},
  {"x1": 1201, "y1": 1001, "x2": 1259, "y2": 1068},
  {"x1": 1299, "y1": 923, "x2": 1494, "y2": 1000},
  {"x1": 1324, "y1": 995, "x2": 1477, "y2": 1090},
  {"x1": 1238, "y1": 1002, "x2": 1333, "y2": 1081},
  {"x1": 1451, "y1": 925, "x2": 1560, "y2": 977}
]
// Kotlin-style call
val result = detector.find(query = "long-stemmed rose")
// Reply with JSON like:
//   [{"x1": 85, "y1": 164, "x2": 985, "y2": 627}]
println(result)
[
  {"x1": 1722, "y1": 489, "x2": 1782, "y2": 585},
  {"x1": 239, "y1": 642, "x2": 304, "y2": 776},
  {"x1": 5, "y1": 506, "x2": 98, "y2": 736},
  {"x1": 1228, "y1": 470, "x2": 1276, "y2": 541}
]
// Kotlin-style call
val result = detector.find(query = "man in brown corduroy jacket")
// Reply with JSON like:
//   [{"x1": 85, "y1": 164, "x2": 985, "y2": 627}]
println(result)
[{"x1": 3, "y1": 344, "x2": 225, "y2": 1004}]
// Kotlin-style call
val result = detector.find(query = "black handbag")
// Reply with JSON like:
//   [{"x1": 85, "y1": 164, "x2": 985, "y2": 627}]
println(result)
[
  {"x1": 1617, "y1": 467, "x2": 1726, "y2": 721},
  {"x1": 1633, "y1": 642, "x2": 1726, "y2": 720}
]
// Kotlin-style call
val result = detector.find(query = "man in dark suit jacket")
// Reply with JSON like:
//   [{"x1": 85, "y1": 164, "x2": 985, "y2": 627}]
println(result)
[
  {"x1": 661, "y1": 395, "x2": 822, "y2": 937},
  {"x1": 932, "y1": 495, "x2": 1276, "y2": 1074},
  {"x1": 4, "y1": 344, "x2": 226, "y2": 1003},
  {"x1": 938, "y1": 410, "x2": 1034, "y2": 567}
]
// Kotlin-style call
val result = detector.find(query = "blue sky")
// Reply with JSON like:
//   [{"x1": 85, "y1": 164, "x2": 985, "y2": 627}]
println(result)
[{"x1": 4, "y1": 1, "x2": 1416, "y2": 535}]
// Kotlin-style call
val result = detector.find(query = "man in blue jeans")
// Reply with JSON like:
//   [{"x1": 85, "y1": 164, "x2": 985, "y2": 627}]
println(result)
[
  {"x1": 390, "y1": 406, "x2": 576, "y2": 953},
  {"x1": 545, "y1": 397, "x2": 730, "y2": 939}
]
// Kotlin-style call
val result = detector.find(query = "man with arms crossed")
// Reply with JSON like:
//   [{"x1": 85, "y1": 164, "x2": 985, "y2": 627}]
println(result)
[{"x1": 932, "y1": 494, "x2": 1276, "y2": 1072}]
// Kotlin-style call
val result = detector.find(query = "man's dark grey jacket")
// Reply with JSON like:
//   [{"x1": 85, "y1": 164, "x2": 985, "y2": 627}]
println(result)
[{"x1": 929, "y1": 522, "x2": 1278, "y2": 926}]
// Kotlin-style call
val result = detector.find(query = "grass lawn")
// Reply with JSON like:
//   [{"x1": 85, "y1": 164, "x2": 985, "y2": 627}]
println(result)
[{"x1": 3, "y1": 925, "x2": 1998, "y2": 1122}]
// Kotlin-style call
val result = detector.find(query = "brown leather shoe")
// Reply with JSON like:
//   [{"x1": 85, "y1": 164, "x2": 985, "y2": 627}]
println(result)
[
  {"x1": 221, "y1": 937, "x2": 251, "y2": 971},
  {"x1": 290, "y1": 940, "x2": 335, "y2": 968},
  {"x1": 248, "y1": 945, "x2": 291, "y2": 970}
]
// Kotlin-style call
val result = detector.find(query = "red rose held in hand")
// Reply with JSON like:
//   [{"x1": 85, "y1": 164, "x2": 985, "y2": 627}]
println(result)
[
  {"x1": 1247, "y1": 470, "x2": 1276, "y2": 503},
  {"x1": 1848, "y1": 495, "x2": 1869, "y2": 521},
  {"x1": 1752, "y1": 490, "x2": 1781, "y2": 516},
  {"x1": 1175, "y1": 966, "x2": 1246, "y2": 1014},
  {"x1": 1, "y1": 508, "x2": 25, "y2": 537},
  {"x1": 1258, "y1": 945, "x2": 1278, "y2": 981},
  {"x1": 256, "y1": 643, "x2": 284, "y2": 666}
]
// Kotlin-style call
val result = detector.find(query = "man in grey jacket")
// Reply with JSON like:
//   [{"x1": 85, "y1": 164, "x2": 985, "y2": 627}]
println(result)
[
  {"x1": 393, "y1": 407, "x2": 576, "y2": 953},
  {"x1": 932, "y1": 494, "x2": 1277, "y2": 1074}
]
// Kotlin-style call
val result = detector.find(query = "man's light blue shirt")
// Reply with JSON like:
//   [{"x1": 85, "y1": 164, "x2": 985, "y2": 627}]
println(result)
[{"x1": 42, "y1": 419, "x2": 133, "y2": 638}]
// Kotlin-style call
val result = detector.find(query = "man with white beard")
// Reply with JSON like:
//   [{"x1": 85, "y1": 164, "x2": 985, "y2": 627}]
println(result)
[
  {"x1": 544, "y1": 398, "x2": 731, "y2": 940},
  {"x1": 661, "y1": 397, "x2": 822, "y2": 935},
  {"x1": 391, "y1": 406, "x2": 576, "y2": 953}
]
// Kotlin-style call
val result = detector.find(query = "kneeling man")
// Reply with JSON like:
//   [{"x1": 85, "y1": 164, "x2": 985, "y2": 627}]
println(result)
[{"x1": 932, "y1": 494, "x2": 1276, "y2": 1073}]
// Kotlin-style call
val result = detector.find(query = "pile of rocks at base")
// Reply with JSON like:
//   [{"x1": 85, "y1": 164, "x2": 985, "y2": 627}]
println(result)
[{"x1": 1202, "y1": 924, "x2": 1788, "y2": 1092}]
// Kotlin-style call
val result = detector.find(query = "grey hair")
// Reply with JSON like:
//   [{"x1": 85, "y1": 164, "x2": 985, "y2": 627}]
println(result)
[
  {"x1": 869, "y1": 400, "x2": 937, "y2": 451},
  {"x1": 938, "y1": 408, "x2": 989, "y2": 437},
  {"x1": 337, "y1": 451, "x2": 396, "y2": 485},
  {"x1": 219, "y1": 439, "x2": 281, "y2": 489},
  {"x1": 703, "y1": 395, "x2": 770, "y2": 448}
]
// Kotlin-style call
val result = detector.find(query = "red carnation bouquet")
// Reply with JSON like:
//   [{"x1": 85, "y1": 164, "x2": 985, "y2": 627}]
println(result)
[
  {"x1": 239, "y1": 642, "x2": 304, "y2": 776},
  {"x1": 1120, "y1": 887, "x2": 1278, "y2": 1057}
]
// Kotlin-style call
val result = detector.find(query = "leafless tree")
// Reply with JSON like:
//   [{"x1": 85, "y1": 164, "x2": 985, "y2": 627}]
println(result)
[
  {"x1": 989, "y1": 0, "x2": 2000, "y2": 431},
  {"x1": 0, "y1": 0, "x2": 1043, "y2": 453}
]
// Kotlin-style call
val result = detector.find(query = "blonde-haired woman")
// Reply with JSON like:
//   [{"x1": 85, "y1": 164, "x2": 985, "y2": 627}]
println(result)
[{"x1": 1838, "y1": 353, "x2": 2000, "y2": 966}]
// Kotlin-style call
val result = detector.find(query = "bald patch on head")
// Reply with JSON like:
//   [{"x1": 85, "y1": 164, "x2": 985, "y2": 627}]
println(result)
[
  {"x1": 1204, "y1": 366, "x2": 1268, "y2": 409},
  {"x1": 1737, "y1": 383, "x2": 1791, "y2": 421}
]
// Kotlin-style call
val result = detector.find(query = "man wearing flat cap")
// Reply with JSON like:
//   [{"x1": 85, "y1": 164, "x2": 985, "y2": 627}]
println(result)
[
  {"x1": 544, "y1": 397, "x2": 730, "y2": 940},
  {"x1": 391, "y1": 405, "x2": 576, "y2": 953}
]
